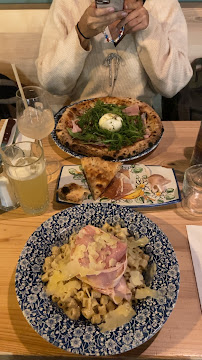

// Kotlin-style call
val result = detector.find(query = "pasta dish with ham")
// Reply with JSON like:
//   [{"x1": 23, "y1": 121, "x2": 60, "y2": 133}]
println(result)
[{"x1": 42, "y1": 223, "x2": 157, "y2": 332}]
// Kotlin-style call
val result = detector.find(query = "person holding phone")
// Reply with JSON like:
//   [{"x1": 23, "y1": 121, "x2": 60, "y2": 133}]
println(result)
[{"x1": 36, "y1": 0, "x2": 192, "y2": 109}]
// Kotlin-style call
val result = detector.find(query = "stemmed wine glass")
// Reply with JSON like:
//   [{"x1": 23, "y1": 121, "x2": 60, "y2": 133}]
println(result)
[{"x1": 16, "y1": 86, "x2": 59, "y2": 179}]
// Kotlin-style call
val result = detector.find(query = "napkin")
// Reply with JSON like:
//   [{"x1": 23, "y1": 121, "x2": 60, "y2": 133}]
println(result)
[
  {"x1": 186, "y1": 225, "x2": 202, "y2": 311},
  {"x1": 15, "y1": 132, "x2": 34, "y2": 143}
]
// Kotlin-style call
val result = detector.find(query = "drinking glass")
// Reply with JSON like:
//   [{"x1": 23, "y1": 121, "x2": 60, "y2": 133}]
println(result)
[
  {"x1": 3, "y1": 141, "x2": 49, "y2": 215},
  {"x1": 16, "y1": 86, "x2": 59, "y2": 177},
  {"x1": 182, "y1": 164, "x2": 202, "y2": 216}
]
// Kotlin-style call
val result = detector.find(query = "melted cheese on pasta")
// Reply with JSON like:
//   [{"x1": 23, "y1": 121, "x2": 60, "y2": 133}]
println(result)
[{"x1": 99, "y1": 302, "x2": 135, "y2": 332}]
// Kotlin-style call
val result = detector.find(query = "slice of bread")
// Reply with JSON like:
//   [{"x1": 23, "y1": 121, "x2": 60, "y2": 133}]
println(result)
[{"x1": 81, "y1": 157, "x2": 122, "y2": 200}]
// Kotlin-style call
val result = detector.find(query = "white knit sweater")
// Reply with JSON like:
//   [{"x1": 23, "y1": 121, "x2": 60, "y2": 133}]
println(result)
[{"x1": 36, "y1": 0, "x2": 193, "y2": 106}]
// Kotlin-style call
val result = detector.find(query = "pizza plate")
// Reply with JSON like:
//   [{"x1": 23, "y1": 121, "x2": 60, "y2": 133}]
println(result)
[
  {"x1": 51, "y1": 99, "x2": 164, "y2": 162},
  {"x1": 15, "y1": 203, "x2": 180, "y2": 356}
]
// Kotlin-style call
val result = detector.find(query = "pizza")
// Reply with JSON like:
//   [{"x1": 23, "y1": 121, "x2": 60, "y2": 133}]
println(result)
[
  {"x1": 81, "y1": 157, "x2": 122, "y2": 200},
  {"x1": 57, "y1": 183, "x2": 90, "y2": 204},
  {"x1": 55, "y1": 97, "x2": 163, "y2": 160}
]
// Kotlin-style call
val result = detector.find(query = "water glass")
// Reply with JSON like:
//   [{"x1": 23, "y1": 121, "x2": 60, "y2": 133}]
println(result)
[
  {"x1": 3, "y1": 141, "x2": 49, "y2": 215},
  {"x1": 182, "y1": 164, "x2": 202, "y2": 216}
]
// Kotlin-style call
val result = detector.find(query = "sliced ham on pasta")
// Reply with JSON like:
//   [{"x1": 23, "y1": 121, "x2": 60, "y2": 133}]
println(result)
[
  {"x1": 70, "y1": 225, "x2": 131, "y2": 303},
  {"x1": 98, "y1": 276, "x2": 131, "y2": 303}
]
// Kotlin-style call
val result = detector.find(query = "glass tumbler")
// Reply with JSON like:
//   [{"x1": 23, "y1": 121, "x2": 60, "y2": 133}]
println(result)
[
  {"x1": 3, "y1": 141, "x2": 49, "y2": 215},
  {"x1": 182, "y1": 164, "x2": 202, "y2": 216}
]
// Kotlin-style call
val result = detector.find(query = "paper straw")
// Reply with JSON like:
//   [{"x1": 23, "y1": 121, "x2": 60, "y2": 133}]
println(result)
[{"x1": 11, "y1": 63, "x2": 28, "y2": 109}]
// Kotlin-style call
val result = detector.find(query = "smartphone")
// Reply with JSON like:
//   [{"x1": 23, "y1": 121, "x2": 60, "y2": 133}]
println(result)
[{"x1": 96, "y1": 0, "x2": 124, "y2": 12}]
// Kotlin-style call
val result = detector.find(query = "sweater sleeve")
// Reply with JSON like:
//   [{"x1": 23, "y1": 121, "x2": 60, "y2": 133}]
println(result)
[
  {"x1": 36, "y1": 0, "x2": 92, "y2": 96},
  {"x1": 135, "y1": 0, "x2": 193, "y2": 98}
]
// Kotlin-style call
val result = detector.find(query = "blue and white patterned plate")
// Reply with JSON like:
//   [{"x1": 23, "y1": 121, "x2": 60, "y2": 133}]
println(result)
[
  {"x1": 51, "y1": 99, "x2": 164, "y2": 162},
  {"x1": 15, "y1": 203, "x2": 180, "y2": 356}
]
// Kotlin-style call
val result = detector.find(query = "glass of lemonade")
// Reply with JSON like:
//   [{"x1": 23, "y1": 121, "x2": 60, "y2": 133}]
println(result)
[
  {"x1": 16, "y1": 86, "x2": 59, "y2": 177},
  {"x1": 3, "y1": 142, "x2": 49, "y2": 215},
  {"x1": 16, "y1": 86, "x2": 55, "y2": 140}
]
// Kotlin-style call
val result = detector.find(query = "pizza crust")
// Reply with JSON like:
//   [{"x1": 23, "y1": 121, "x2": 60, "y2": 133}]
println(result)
[
  {"x1": 56, "y1": 97, "x2": 163, "y2": 160},
  {"x1": 81, "y1": 157, "x2": 122, "y2": 200},
  {"x1": 57, "y1": 183, "x2": 90, "y2": 203}
]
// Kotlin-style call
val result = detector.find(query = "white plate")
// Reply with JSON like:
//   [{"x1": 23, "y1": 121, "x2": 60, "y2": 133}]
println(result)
[{"x1": 56, "y1": 164, "x2": 181, "y2": 207}]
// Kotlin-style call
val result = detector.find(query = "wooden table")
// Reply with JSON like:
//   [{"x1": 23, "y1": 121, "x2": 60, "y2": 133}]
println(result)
[{"x1": 0, "y1": 121, "x2": 202, "y2": 359}]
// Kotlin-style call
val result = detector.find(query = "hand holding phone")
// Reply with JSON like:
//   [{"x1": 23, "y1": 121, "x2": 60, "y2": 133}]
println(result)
[
  {"x1": 77, "y1": 1, "x2": 127, "y2": 43},
  {"x1": 96, "y1": 0, "x2": 124, "y2": 12}
]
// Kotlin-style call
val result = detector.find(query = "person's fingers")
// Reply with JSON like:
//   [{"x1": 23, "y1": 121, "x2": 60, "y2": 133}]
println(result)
[
  {"x1": 94, "y1": 6, "x2": 115, "y2": 16},
  {"x1": 124, "y1": 15, "x2": 148, "y2": 34},
  {"x1": 79, "y1": 3, "x2": 128, "y2": 38},
  {"x1": 124, "y1": 0, "x2": 143, "y2": 11},
  {"x1": 126, "y1": 21, "x2": 145, "y2": 33},
  {"x1": 117, "y1": 9, "x2": 139, "y2": 29},
  {"x1": 87, "y1": 10, "x2": 128, "y2": 31},
  {"x1": 117, "y1": 8, "x2": 148, "y2": 32},
  {"x1": 84, "y1": 2, "x2": 115, "y2": 21},
  {"x1": 99, "y1": 10, "x2": 128, "y2": 24}
]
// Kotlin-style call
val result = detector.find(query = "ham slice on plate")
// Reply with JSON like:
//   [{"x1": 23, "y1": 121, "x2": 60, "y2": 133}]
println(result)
[
  {"x1": 66, "y1": 118, "x2": 82, "y2": 133},
  {"x1": 71, "y1": 120, "x2": 82, "y2": 133},
  {"x1": 99, "y1": 276, "x2": 131, "y2": 302},
  {"x1": 148, "y1": 174, "x2": 171, "y2": 193},
  {"x1": 123, "y1": 107, "x2": 151, "y2": 140},
  {"x1": 123, "y1": 104, "x2": 140, "y2": 116},
  {"x1": 102, "y1": 169, "x2": 134, "y2": 200},
  {"x1": 70, "y1": 225, "x2": 131, "y2": 303},
  {"x1": 144, "y1": 128, "x2": 151, "y2": 139}
]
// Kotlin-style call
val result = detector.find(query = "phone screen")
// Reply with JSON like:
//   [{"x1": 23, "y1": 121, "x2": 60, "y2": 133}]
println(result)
[{"x1": 96, "y1": 0, "x2": 124, "y2": 11}]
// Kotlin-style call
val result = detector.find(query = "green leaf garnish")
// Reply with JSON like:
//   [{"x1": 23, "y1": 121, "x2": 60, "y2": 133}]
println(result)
[{"x1": 67, "y1": 100, "x2": 145, "y2": 151}]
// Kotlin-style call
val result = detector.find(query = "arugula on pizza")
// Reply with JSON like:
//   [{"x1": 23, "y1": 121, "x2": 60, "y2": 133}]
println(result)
[{"x1": 56, "y1": 97, "x2": 163, "y2": 160}]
